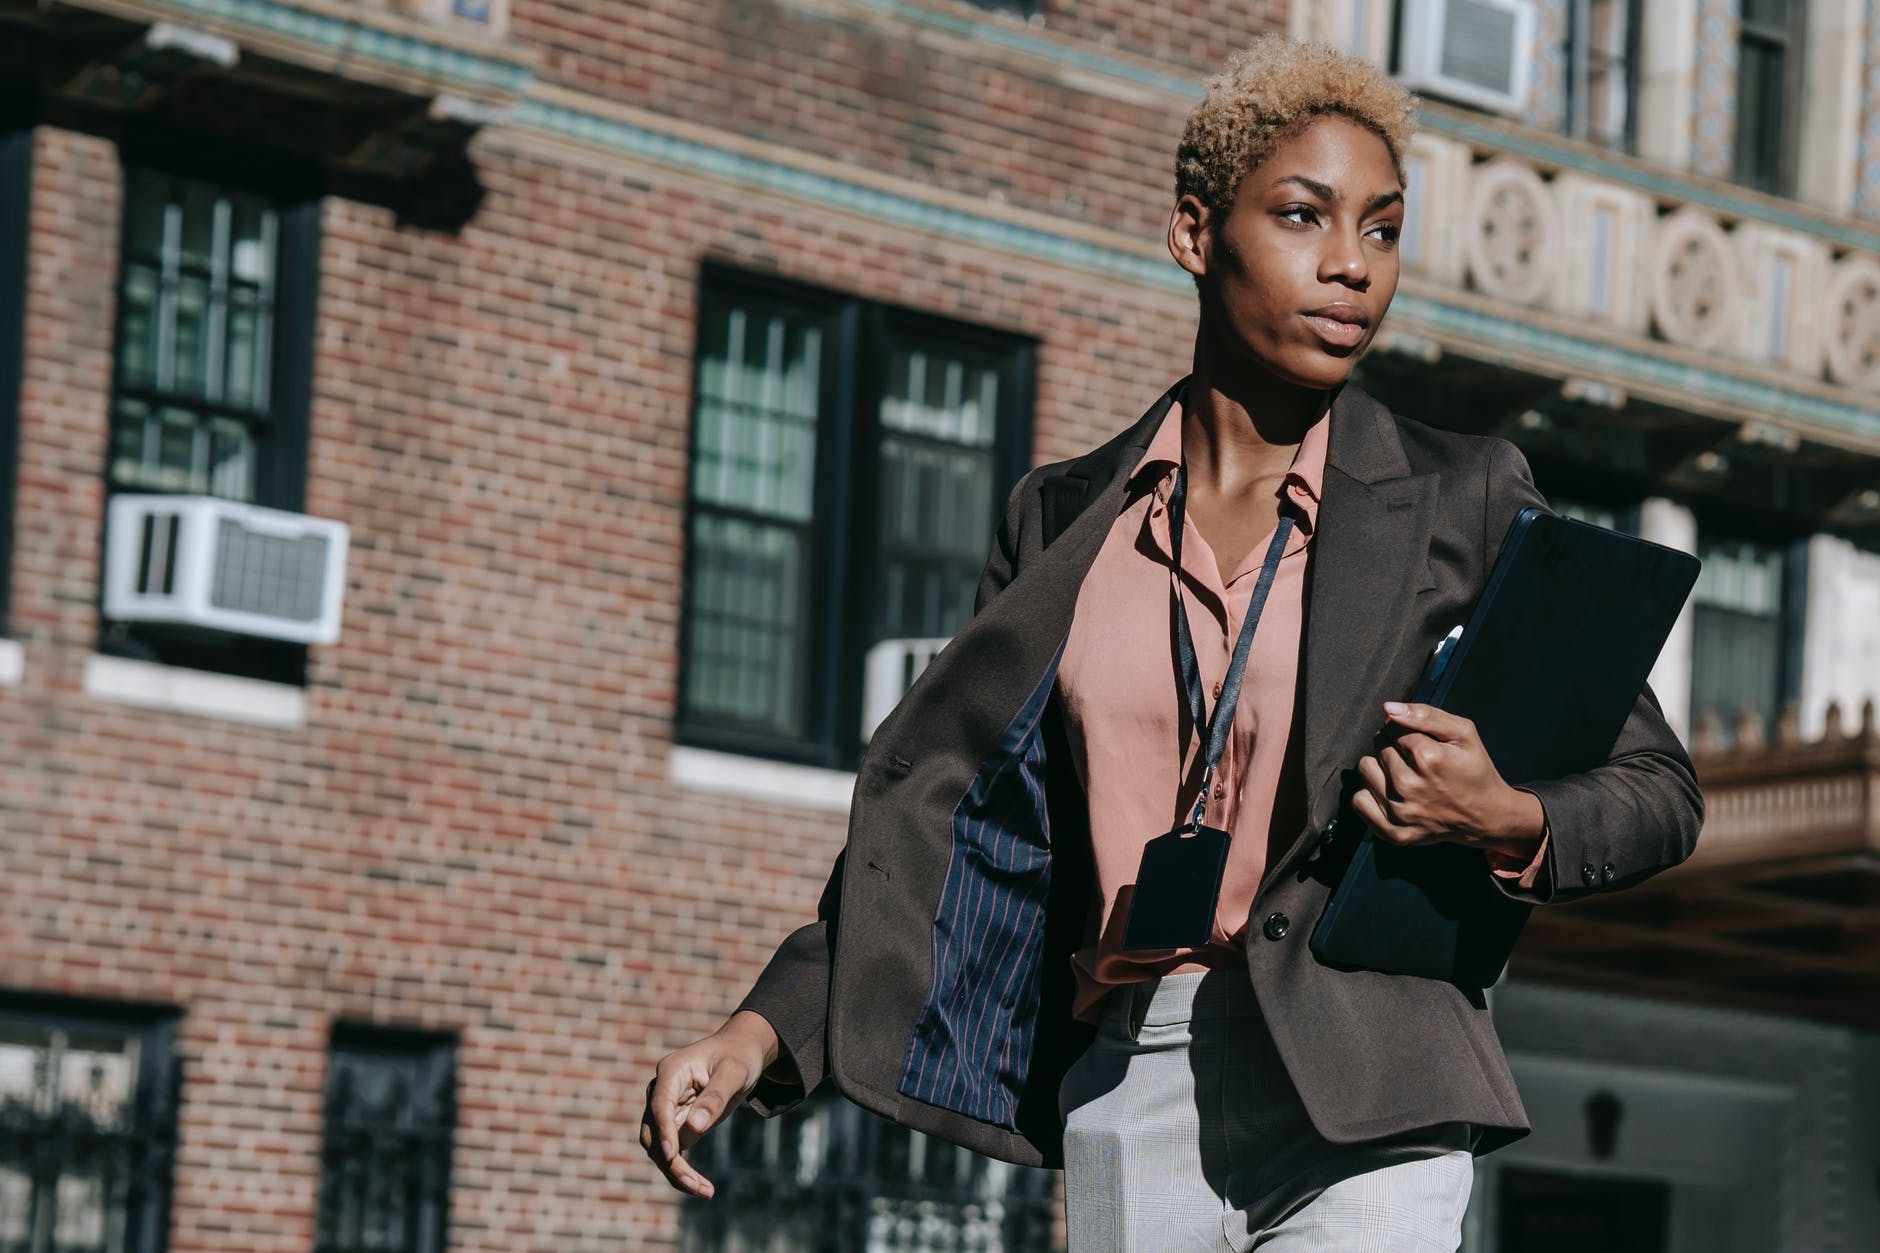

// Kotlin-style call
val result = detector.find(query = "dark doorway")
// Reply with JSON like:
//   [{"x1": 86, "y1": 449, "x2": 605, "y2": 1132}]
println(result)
[{"x1": 1497, "y1": 1167, "x2": 1671, "y2": 1253}]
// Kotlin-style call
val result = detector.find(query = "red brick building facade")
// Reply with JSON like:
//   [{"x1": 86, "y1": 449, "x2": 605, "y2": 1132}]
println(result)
[
  {"x1": 0, "y1": 1, "x2": 1297, "y2": 1249},
  {"x1": 4, "y1": 1, "x2": 1879, "y2": 1251}
]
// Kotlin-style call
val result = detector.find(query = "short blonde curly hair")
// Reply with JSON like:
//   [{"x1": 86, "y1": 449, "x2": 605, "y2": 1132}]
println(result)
[{"x1": 1176, "y1": 35, "x2": 1418, "y2": 218}]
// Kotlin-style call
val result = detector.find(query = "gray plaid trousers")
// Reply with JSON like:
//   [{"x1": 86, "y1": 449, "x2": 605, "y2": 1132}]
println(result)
[{"x1": 1059, "y1": 970, "x2": 1473, "y2": 1252}]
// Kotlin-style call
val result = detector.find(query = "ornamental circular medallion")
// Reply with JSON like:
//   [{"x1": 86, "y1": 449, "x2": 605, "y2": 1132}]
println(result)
[
  {"x1": 1463, "y1": 161, "x2": 1560, "y2": 307},
  {"x1": 1647, "y1": 210, "x2": 1743, "y2": 353},
  {"x1": 1824, "y1": 254, "x2": 1880, "y2": 389}
]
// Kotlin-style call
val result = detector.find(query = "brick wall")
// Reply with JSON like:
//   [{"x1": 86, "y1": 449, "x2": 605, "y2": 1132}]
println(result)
[
  {"x1": 0, "y1": 1, "x2": 1291, "y2": 1245},
  {"x1": 510, "y1": 0, "x2": 1291, "y2": 240}
]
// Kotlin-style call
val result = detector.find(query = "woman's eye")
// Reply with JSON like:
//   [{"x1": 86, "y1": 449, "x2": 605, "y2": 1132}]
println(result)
[
  {"x1": 1367, "y1": 222, "x2": 1402, "y2": 245},
  {"x1": 1279, "y1": 206, "x2": 1319, "y2": 226}
]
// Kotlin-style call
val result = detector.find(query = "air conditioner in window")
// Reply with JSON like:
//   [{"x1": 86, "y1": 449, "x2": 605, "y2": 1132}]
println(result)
[
  {"x1": 1397, "y1": 0, "x2": 1536, "y2": 116},
  {"x1": 103, "y1": 495, "x2": 350, "y2": 645},
  {"x1": 861, "y1": 637, "x2": 951, "y2": 744}
]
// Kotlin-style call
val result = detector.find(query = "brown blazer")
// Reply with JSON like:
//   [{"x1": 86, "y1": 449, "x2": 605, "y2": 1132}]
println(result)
[{"x1": 737, "y1": 379, "x2": 1703, "y2": 1168}]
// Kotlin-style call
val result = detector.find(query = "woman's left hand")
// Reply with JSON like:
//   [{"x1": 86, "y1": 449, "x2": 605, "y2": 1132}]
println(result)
[{"x1": 1352, "y1": 702, "x2": 1546, "y2": 860}]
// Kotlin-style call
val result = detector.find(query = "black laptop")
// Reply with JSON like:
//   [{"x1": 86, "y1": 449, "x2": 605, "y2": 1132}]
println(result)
[{"x1": 1308, "y1": 508, "x2": 1702, "y2": 987}]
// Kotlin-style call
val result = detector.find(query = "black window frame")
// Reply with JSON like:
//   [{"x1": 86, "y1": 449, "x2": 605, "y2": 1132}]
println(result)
[
  {"x1": 1733, "y1": 0, "x2": 1807, "y2": 195},
  {"x1": 315, "y1": 1023, "x2": 457, "y2": 1253},
  {"x1": 1564, "y1": 0, "x2": 1643, "y2": 152},
  {"x1": 676, "y1": 263, "x2": 1035, "y2": 771},
  {"x1": 0, "y1": 122, "x2": 30, "y2": 639},
  {"x1": 0, "y1": 991, "x2": 182, "y2": 1253},
  {"x1": 97, "y1": 131, "x2": 322, "y2": 686}
]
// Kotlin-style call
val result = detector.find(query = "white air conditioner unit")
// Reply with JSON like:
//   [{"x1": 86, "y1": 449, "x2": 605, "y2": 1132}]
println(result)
[
  {"x1": 103, "y1": 495, "x2": 350, "y2": 645},
  {"x1": 1398, "y1": 0, "x2": 1536, "y2": 116},
  {"x1": 861, "y1": 636, "x2": 951, "y2": 744}
]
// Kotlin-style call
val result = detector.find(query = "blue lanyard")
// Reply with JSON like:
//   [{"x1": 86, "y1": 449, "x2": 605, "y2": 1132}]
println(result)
[{"x1": 1167, "y1": 463, "x2": 1295, "y2": 830}]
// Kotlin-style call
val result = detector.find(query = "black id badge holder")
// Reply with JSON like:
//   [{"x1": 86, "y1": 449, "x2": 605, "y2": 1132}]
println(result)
[
  {"x1": 1118, "y1": 462, "x2": 1294, "y2": 953},
  {"x1": 1121, "y1": 820, "x2": 1231, "y2": 951}
]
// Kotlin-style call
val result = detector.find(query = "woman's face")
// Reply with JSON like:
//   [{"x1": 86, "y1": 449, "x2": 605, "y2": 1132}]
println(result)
[{"x1": 1171, "y1": 113, "x2": 1405, "y2": 391}]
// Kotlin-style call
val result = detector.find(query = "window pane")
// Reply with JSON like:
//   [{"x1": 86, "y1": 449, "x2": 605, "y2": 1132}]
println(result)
[
  {"x1": 874, "y1": 346, "x2": 1000, "y2": 642},
  {"x1": 694, "y1": 304, "x2": 821, "y2": 520},
  {"x1": 684, "y1": 514, "x2": 806, "y2": 736},
  {"x1": 223, "y1": 298, "x2": 270, "y2": 411},
  {"x1": 230, "y1": 200, "x2": 275, "y2": 288},
  {"x1": 208, "y1": 417, "x2": 259, "y2": 501},
  {"x1": 117, "y1": 265, "x2": 162, "y2": 389},
  {"x1": 1734, "y1": 40, "x2": 1784, "y2": 188},
  {"x1": 1692, "y1": 540, "x2": 1787, "y2": 735},
  {"x1": 880, "y1": 349, "x2": 997, "y2": 446},
  {"x1": 168, "y1": 275, "x2": 212, "y2": 397}
]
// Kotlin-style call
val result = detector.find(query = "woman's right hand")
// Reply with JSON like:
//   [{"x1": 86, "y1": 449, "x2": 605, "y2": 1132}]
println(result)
[{"x1": 639, "y1": 1010, "x2": 781, "y2": 1199}]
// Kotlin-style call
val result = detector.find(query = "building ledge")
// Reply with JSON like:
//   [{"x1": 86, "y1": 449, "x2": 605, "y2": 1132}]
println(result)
[
  {"x1": 668, "y1": 745, "x2": 855, "y2": 815},
  {"x1": 83, "y1": 652, "x2": 307, "y2": 727}
]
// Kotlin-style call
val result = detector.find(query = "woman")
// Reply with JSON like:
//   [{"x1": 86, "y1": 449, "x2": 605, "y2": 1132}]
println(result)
[{"x1": 641, "y1": 35, "x2": 1701, "y2": 1251}]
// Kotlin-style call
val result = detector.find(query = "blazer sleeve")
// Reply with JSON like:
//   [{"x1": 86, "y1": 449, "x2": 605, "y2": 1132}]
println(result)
[
  {"x1": 734, "y1": 852, "x2": 843, "y2": 1114},
  {"x1": 737, "y1": 472, "x2": 1035, "y2": 1114},
  {"x1": 1481, "y1": 440, "x2": 1705, "y2": 905}
]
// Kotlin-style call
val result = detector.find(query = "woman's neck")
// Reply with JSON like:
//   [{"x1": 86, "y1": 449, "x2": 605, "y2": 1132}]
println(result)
[{"x1": 1182, "y1": 346, "x2": 1328, "y2": 496}]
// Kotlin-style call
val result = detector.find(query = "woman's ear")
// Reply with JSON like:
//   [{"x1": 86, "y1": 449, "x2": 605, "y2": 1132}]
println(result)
[{"x1": 1169, "y1": 194, "x2": 1212, "y2": 281}]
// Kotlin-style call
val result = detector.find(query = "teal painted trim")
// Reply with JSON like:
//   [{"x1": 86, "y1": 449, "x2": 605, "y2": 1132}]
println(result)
[
  {"x1": 128, "y1": 0, "x2": 1880, "y2": 446},
  {"x1": 1392, "y1": 292, "x2": 1880, "y2": 442},
  {"x1": 152, "y1": 0, "x2": 532, "y2": 93},
  {"x1": 511, "y1": 99, "x2": 1185, "y2": 291}
]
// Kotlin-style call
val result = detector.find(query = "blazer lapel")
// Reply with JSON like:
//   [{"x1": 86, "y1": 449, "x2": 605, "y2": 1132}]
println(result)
[
  {"x1": 1036, "y1": 379, "x2": 1185, "y2": 550},
  {"x1": 1297, "y1": 384, "x2": 1439, "y2": 839}
]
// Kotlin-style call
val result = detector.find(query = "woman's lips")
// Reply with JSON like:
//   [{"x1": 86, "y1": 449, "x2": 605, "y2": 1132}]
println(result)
[{"x1": 1303, "y1": 314, "x2": 1366, "y2": 349}]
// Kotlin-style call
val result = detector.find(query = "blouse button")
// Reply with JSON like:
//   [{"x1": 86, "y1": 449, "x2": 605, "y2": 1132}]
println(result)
[
  {"x1": 1212, "y1": 681, "x2": 1223, "y2": 698},
  {"x1": 1212, "y1": 781, "x2": 1226, "y2": 800}
]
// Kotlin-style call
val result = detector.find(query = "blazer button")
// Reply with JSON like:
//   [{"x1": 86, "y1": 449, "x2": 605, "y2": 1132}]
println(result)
[
  {"x1": 1601, "y1": 863, "x2": 1617, "y2": 884},
  {"x1": 1581, "y1": 863, "x2": 1598, "y2": 886},
  {"x1": 1262, "y1": 912, "x2": 1290, "y2": 941}
]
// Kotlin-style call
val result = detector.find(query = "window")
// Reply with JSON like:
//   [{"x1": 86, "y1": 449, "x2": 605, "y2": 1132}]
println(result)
[
  {"x1": 1733, "y1": 0, "x2": 1806, "y2": 193},
  {"x1": 316, "y1": 1027, "x2": 455, "y2": 1253},
  {"x1": 1691, "y1": 536, "x2": 1802, "y2": 740},
  {"x1": 1564, "y1": 0, "x2": 1640, "y2": 150},
  {"x1": 0, "y1": 127, "x2": 27, "y2": 637},
  {"x1": 678, "y1": 266, "x2": 1034, "y2": 769},
  {"x1": 0, "y1": 996, "x2": 180, "y2": 1253},
  {"x1": 681, "y1": 1090, "x2": 1057, "y2": 1253},
  {"x1": 102, "y1": 163, "x2": 319, "y2": 681}
]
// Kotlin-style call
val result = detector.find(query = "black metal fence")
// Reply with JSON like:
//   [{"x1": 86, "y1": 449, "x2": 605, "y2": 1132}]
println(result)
[{"x1": 682, "y1": 1091, "x2": 1059, "y2": 1253}]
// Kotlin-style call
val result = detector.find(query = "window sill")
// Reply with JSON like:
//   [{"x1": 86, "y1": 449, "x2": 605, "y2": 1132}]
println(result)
[
  {"x1": 82, "y1": 654, "x2": 307, "y2": 728},
  {"x1": 668, "y1": 745, "x2": 855, "y2": 814},
  {"x1": 0, "y1": 639, "x2": 20, "y2": 688}
]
